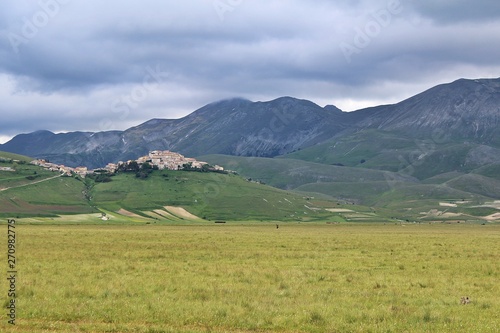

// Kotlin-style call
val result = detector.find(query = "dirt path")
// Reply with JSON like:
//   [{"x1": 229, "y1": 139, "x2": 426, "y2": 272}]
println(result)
[
  {"x1": 0, "y1": 174, "x2": 62, "y2": 192},
  {"x1": 116, "y1": 208, "x2": 145, "y2": 219},
  {"x1": 164, "y1": 206, "x2": 201, "y2": 220}
]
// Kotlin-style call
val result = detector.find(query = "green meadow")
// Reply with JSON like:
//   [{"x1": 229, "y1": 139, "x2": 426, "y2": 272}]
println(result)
[{"x1": 1, "y1": 222, "x2": 498, "y2": 332}]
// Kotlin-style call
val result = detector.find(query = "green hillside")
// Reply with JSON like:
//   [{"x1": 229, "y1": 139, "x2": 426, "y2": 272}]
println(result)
[
  {"x1": 0, "y1": 151, "x2": 33, "y2": 162},
  {"x1": 472, "y1": 163, "x2": 500, "y2": 180},
  {"x1": 445, "y1": 174, "x2": 500, "y2": 199},
  {"x1": 200, "y1": 153, "x2": 500, "y2": 223},
  {"x1": 282, "y1": 130, "x2": 500, "y2": 180},
  {"x1": 0, "y1": 153, "x2": 95, "y2": 217},
  {"x1": 199, "y1": 154, "x2": 417, "y2": 189},
  {"x1": 282, "y1": 130, "x2": 416, "y2": 170},
  {"x1": 0, "y1": 152, "x2": 345, "y2": 222},
  {"x1": 90, "y1": 170, "x2": 337, "y2": 222}
]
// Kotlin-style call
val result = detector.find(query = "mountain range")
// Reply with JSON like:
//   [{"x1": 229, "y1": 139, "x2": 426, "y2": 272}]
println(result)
[
  {"x1": 3, "y1": 78, "x2": 500, "y2": 169},
  {"x1": 2, "y1": 78, "x2": 500, "y2": 167},
  {"x1": 1, "y1": 97, "x2": 348, "y2": 168},
  {"x1": 2, "y1": 77, "x2": 500, "y2": 210}
]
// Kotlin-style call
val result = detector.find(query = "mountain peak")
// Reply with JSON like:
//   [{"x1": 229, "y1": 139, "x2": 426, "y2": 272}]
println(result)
[
  {"x1": 324, "y1": 105, "x2": 343, "y2": 113},
  {"x1": 265, "y1": 96, "x2": 320, "y2": 108},
  {"x1": 31, "y1": 130, "x2": 55, "y2": 136}
]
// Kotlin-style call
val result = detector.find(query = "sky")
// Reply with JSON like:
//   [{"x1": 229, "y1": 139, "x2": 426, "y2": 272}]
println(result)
[{"x1": 1, "y1": 0, "x2": 500, "y2": 144}]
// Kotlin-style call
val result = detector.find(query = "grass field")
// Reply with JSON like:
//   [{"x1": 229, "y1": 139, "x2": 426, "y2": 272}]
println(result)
[{"x1": 1, "y1": 222, "x2": 498, "y2": 332}]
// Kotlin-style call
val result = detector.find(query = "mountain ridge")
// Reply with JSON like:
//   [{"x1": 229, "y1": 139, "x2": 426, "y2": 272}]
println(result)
[
  {"x1": 1, "y1": 96, "x2": 350, "y2": 167},
  {"x1": 346, "y1": 77, "x2": 500, "y2": 144},
  {"x1": 1, "y1": 77, "x2": 500, "y2": 169}
]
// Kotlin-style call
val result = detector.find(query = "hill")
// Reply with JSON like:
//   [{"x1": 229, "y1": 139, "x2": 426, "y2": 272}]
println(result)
[
  {"x1": 199, "y1": 154, "x2": 417, "y2": 190},
  {"x1": 200, "y1": 154, "x2": 500, "y2": 222},
  {"x1": 0, "y1": 151, "x2": 33, "y2": 163},
  {"x1": 0, "y1": 152, "x2": 95, "y2": 218},
  {"x1": 90, "y1": 169, "x2": 338, "y2": 222},
  {"x1": 283, "y1": 131, "x2": 500, "y2": 178},
  {"x1": 0, "y1": 152, "x2": 346, "y2": 222}
]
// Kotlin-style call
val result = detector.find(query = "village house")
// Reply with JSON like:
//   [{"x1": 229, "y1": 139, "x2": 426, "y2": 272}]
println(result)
[
  {"x1": 59, "y1": 166, "x2": 73, "y2": 176},
  {"x1": 104, "y1": 163, "x2": 118, "y2": 173},
  {"x1": 74, "y1": 167, "x2": 89, "y2": 177}
]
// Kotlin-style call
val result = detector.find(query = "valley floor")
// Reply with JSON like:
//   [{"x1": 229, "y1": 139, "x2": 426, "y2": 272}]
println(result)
[{"x1": 1, "y1": 222, "x2": 498, "y2": 332}]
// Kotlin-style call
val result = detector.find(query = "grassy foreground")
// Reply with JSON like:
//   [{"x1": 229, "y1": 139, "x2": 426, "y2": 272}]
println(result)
[{"x1": 2, "y1": 223, "x2": 499, "y2": 332}]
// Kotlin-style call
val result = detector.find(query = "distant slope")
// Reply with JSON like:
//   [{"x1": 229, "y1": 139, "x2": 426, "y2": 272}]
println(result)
[
  {"x1": 282, "y1": 78, "x2": 500, "y2": 185},
  {"x1": 344, "y1": 78, "x2": 500, "y2": 145},
  {"x1": 199, "y1": 154, "x2": 418, "y2": 190},
  {"x1": 0, "y1": 150, "x2": 33, "y2": 162},
  {"x1": 471, "y1": 162, "x2": 500, "y2": 180},
  {"x1": 0, "y1": 130, "x2": 125, "y2": 169},
  {"x1": 293, "y1": 178, "x2": 497, "y2": 222},
  {"x1": 284, "y1": 132, "x2": 500, "y2": 180},
  {"x1": 282, "y1": 130, "x2": 417, "y2": 170},
  {"x1": 445, "y1": 174, "x2": 500, "y2": 199},
  {"x1": 201, "y1": 154, "x2": 499, "y2": 222}
]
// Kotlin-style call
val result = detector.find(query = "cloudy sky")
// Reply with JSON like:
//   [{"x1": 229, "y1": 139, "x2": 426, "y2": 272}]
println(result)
[{"x1": 1, "y1": 0, "x2": 499, "y2": 143}]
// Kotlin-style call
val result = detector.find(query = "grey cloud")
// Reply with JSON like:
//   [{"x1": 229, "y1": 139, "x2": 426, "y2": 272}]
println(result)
[
  {"x1": 0, "y1": 0, "x2": 499, "y2": 141},
  {"x1": 408, "y1": 0, "x2": 500, "y2": 23}
]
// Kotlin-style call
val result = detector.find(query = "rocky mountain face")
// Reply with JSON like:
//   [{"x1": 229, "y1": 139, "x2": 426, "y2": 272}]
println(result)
[
  {"x1": 124, "y1": 97, "x2": 348, "y2": 158},
  {"x1": 1, "y1": 97, "x2": 349, "y2": 168},
  {"x1": 1, "y1": 78, "x2": 499, "y2": 169},
  {"x1": 347, "y1": 78, "x2": 500, "y2": 145}
]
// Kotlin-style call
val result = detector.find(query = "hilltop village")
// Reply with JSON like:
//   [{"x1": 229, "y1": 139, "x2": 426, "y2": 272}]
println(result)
[{"x1": 31, "y1": 150, "x2": 223, "y2": 178}]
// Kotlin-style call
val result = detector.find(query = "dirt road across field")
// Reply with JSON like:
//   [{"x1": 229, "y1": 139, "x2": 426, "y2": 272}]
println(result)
[{"x1": 0, "y1": 174, "x2": 62, "y2": 192}]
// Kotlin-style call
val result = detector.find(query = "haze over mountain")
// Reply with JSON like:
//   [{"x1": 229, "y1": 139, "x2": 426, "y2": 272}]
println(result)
[{"x1": 2, "y1": 78, "x2": 499, "y2": 170}]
